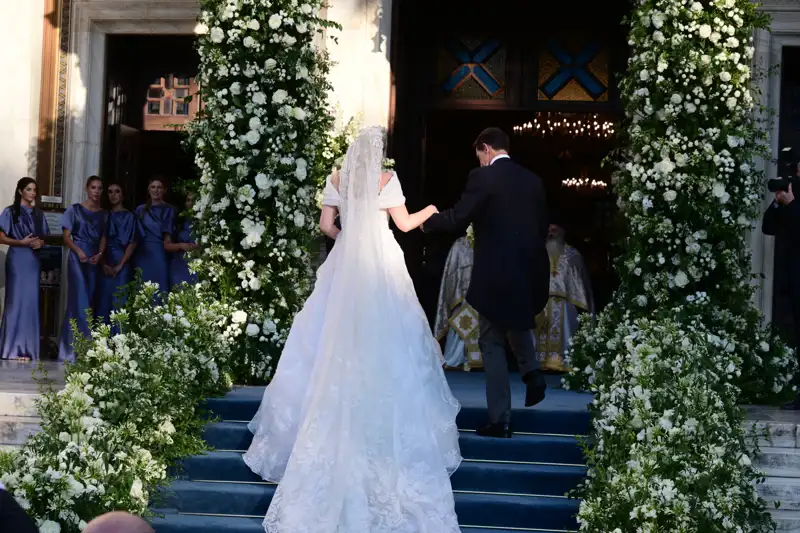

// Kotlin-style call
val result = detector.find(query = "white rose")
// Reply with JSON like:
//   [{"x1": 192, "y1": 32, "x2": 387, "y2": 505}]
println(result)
[
  {"x1": 670, "y1": 93, "x2": 682, "y2": 104},
  {"x1": 293, "y1": 107, "x2": 307, "y2": 120},
  {"x1": 210, "y1": 27, "x2": 225, "y2": 43},
  {"x1": 297, "y1": 65, "x2": 309, "y2": 79},
  {"x1": 232, "y1": 310, "x2": 248, "y2": 324},
  {"x1": 698, "y1": 24, "x2": 712, "y2": 39},
  {"x1": 38, "y1": 521, "x2": 61, "y2": 533},
  {"x1": 265, "y1": 58, "x2": 277, "y2": 71},
  {"x1": 663, "y1": 190, "x2": 677, "y2": 202},
  {"x1": 297, "y1": 23, "x2": 308, "y2": 34},
  {"x1": 651, "y1": 12, "x2": 665, "y2": 28},
  {"x1": 272, "y1": 89, "x2": 289, "y2": 104},
  {"x1": 246, "y1": 323, "x2": 260, "y2": 336},
  {"x1": 163, "y1": 313, "x2": 174, "y2": 323},
  {"x1": 159, "y1": 420, "x2": 176, "y2": 435},
  {"x1": 283, "y1": 34, "x2": 297, "y2": 46},
  {"x1": 710, "y1": 32, "x2": 721, "y2": 44},
  {"x1": 653, "y1": 31, "x2": 665, "y2": 43},
  {"x1": 130, "y1": 478, "x2": 145, "y2": 502},
  {"x1": 230, "y1": 82, "x2": 242, "y2": 95},
  {"x1": 691, "y1": 2, "x2": 703, "y2": 12},
  {"x1": 674, "y1": 271, "x2": 689, "y2": 288},
  {"x1": 255, "y1": 173, "x2": 270, "y2": 190},
  {"x1": 301, "y1": 3, "x2": 312, "y2": 13},
  {"x1": 247, "y1": 19, "x2": 260, "y2": 31},
  {"x1": 720, "y1": 71, "x2": 732, "y2": 83},
  {"x1": 712, "y1": 183, "x2": 726, "y2": 198},
  {"x1": 268, "y1": 14, "x2": 282, "y2": 29},
  {"x1": 246, "y1": 130, "x2": 261, "y2": 145},
  {"x1": 639, "y1": 70, "x2": 649, "y2": 81},
  {"x1": 249, "y1": 117, "x2": 261, "y2": 130},
  {"x1": 249, "y1": 277, "x2": 261, "y2": 290},
  {"x1": 295, "y1": 167, "x2": 307, "y2": 181},
  {"x1": 243, "y1": 36, "x2": 255, "y2": 48},
  {"x1": 194, "y1": 23, "x2": 209, "y2": 35},
  {"x1": 252, "y1": 92, "x2": 267, "y2": 105}
]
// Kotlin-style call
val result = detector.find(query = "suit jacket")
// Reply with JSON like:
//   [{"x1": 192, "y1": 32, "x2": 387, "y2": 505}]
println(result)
[
  {"x1": 0, "y1": 488, "x2": 38, "y2": 533},
  {"x1": 763, "y1": 200, "x2": 800, "y2": 297},
  {"x1": 424, "y1": 158, "x2": 549, "y2": 330}
]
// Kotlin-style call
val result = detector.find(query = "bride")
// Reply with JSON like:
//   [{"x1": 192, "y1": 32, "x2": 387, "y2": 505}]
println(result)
[{"x1": 243, "y1": 126, "x2": 462, "y2": 533}]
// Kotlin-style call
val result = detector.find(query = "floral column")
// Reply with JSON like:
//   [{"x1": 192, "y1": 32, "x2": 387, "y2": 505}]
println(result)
[
  {"x1": 189, "y1": 0, "x2": 340, "y2": 382},
  {"x1": 566, "y1": 0, "x2": 796, "y2": 530}
]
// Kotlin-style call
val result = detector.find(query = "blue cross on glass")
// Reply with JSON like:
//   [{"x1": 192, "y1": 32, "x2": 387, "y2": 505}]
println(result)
[
  {"x1": 442, "y1": 38, "x2": 502, "y2": 96},
  {"x1": 540, "y1": 39, "x2": 606, "y2": 100}
]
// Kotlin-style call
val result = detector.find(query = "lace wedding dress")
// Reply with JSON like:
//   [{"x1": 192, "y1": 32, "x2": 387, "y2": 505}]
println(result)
[{"x1": 243, "y1": 127, "x2": 462, "y2": 533}]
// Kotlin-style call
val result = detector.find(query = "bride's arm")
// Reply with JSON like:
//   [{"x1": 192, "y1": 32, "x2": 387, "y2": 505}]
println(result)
[
  {"x1": 320, "y1": 205, "x2": 340, "y2": 240},
  {"x1": 388, "y1": 204, "x2": 438, "y2": 233}
]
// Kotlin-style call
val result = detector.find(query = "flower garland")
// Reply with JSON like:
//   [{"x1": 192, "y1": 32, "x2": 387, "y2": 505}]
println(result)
[
  {"x1": 0, "y1": 283, "x2": 239, "y2": 532},
  {"x1": 188, "y1": 0, "x2": 340, "y2": 382},
  {"x1": 564, "y1": 0, "x2": 797, "y2": 530}
]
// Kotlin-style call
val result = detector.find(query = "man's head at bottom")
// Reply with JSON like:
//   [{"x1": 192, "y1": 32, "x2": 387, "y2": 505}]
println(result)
[{"x1": 83, "y1": 512, "x2": 154, "y2": 533}]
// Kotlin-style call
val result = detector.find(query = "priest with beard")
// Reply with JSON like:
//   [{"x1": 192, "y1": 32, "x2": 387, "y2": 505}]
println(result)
[{"x1": 535, "y1": 216, "x2": 594, "y2": 372}]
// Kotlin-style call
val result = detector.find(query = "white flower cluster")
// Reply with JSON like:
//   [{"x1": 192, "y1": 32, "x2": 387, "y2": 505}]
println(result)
[
  {"x1": 571, "y1": 319, "x2": 774, "y2": 531},
  {"x1": 563, "y1": 0, "x2": 797, "y2": 530},
  {"x1": 188, "y1": 0, "x2": 337, "y2": 380},
  {"x1": 0, "y1": 283, "x2": 238, "y2": 530}
]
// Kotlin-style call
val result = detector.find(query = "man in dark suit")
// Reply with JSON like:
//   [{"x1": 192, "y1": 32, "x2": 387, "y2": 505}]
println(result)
[
  {"x1": 0, "y1": 484, "x2": 39, "y2": 533},
  {"x1": 424, "y1": 127, "x2": 549, "y2": 438}
]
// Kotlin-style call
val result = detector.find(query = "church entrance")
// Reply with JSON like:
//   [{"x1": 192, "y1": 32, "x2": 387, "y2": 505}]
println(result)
[
  {"x1": 101, "y1": 35, "x2": 200, "y2": 209},
  {"x1": 390, "y1": 0, "x2": 629, "y2": 322}
]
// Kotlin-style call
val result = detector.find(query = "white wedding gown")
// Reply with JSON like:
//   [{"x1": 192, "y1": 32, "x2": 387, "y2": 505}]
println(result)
[{"x1": 244, "y1": 127, "x2": 462, "y2": 533}]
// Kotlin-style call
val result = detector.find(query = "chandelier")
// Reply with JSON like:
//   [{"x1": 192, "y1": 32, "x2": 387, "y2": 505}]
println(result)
[
  {"x1": 513, "y1": 112, "x2": 615, "y2": 139},
  {"x1": 562, "y1": 177, "x2": 608, "y2": 190}
]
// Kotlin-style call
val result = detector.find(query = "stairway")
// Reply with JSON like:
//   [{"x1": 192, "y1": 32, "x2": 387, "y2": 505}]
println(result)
[{"x1": 151, "y1": 373, "x2": 592, "y2": 533}]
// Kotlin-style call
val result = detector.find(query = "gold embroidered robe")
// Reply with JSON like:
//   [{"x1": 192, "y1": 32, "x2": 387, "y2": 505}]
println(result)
[{"x1": 536, "y1": 245, "x2": 593, "y2": 372}]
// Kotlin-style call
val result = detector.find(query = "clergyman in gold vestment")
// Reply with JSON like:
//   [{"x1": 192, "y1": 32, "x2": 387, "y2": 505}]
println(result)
[
  {"x1": 434, "y1": 229, "x2": 483, "y2": 370},
  {"x1": 536, "y1": 222, "x2": 593, "y2": 372}
]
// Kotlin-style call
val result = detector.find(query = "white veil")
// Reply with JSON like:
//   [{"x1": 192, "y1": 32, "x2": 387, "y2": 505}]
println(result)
[{"x1": 245, "y1": 126, "x2": 462, "y2": 533}]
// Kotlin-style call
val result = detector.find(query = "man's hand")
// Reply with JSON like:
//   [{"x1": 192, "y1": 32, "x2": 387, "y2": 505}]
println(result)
[{"x1": 777, "y1": 184, "x2": 796, "y2": 205}]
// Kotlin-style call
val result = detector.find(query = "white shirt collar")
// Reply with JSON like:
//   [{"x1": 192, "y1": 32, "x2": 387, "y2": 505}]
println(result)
[{"x1": 490, "y1": 154, "x2": 510, "y2": 165}]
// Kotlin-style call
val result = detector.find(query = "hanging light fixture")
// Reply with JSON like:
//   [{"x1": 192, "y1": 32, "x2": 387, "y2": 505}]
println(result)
[{"x1": 513, "y1": 112, "x2": 615, "y2": 139}]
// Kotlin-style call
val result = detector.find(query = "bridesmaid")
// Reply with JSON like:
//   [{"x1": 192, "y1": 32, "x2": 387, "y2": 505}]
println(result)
[
  {"x1": 165, "y1": 192, "x2": 199, "y2": 289},
  {"x1": 59, "y1": 176, "x2": 108, "y2": 362},
  {"x1": 134, "y1": 177, "x2": 174, "y2": 293},
  {"x1": 0, "y1": 178, "x2": 50, "y2": 360},
  {"x1": 95, "y1": 183, "x2": 138, "y2": 324}
]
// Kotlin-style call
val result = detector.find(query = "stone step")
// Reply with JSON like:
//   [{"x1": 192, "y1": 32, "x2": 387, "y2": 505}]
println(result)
[
  {"x1": 746, "y1": 421, "x2": 798, "y2": 449},
  {"x1": 0, "y1": 392, "x2": 41, "y2": 418},
  {"x1": 772, "y1": 509, "x2": 800, "y2": 532},
  {"x1": 758, "y1": 448, "x2": 800, "y2": 477},
  {"x1": 0, "y1": 415, "x2": 41, "y2": 446}
]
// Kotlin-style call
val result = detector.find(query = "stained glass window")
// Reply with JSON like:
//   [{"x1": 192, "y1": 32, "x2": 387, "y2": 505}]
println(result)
[
  {"x1": 438, "y1": 37, "x2": 506, "y2": 100},
  {"x1": 538, "y1": 36, "x2": 609, "y2": 102}
]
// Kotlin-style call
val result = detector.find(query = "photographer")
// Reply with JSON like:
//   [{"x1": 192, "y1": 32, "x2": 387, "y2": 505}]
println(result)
[{"x1": 762, "y1": 157, "x2": 800, "y2": 409}]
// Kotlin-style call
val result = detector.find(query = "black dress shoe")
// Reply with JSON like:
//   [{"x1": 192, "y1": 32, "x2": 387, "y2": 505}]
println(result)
[
  {"x1": 523, "y1": 371, "x2": 547, "y2": 407},
  {"x1": 476, "y1": 423, "x2": 513, "y2": 438}
]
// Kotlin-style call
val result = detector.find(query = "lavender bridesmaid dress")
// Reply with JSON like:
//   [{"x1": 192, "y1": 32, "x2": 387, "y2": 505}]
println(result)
[
  {"x1": 0, "y1": 205, "x2": 50, "y2": 360},
  {"x1": 169, "y1": 218, "x2": 198, "y2": 289},
  {"x1": 134, "y1": 204, "x2": 174, "y2": 293},
  {"x1": 58, "y1": 204, "x2": 107, "y2": 362},
  {"x1": 95, "y1": 210, "x2": 138, "y2": 324}
]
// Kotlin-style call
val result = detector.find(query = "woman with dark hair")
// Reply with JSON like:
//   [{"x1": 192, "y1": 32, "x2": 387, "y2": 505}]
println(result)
[
  {"x1": 95, "y1": 182, "x2": 138, "y2": 325},
  {"x1": 59, "y1": 175, "x2": 107, "y2": 362},
  {"x1": 0, "y1": 178, "x2": 49, "y2": 360},
  {"x1": 134, "y1": 176, "x2": 174, "y2": 293},
  {"x1": 164, "y1": 191, "x2": 199, "y2": 289}
]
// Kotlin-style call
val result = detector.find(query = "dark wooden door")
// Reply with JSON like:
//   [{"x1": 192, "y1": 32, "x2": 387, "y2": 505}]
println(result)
[{"x1": 115, "y1": 124, "x2": 140, "y2": 209}]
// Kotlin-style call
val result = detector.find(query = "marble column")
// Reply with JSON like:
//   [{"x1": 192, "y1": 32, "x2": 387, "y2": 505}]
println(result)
[{"x1": 326, "y1": 0, "x2": 393, "y2": 129}]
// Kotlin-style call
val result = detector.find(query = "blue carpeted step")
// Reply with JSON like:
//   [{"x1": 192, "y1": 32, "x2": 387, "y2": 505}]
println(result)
[
  {"x1": 202, "y1": 422, "x2": 585, "y2": 464},
  {"x1": 203, "y1": 388, "x2": 591, "y2": 435},
  {"x1": 175, "y1": 451, "x2": 584, "y2": 496},
  {"x1": 160, "y1": 481, "x2": 578, "y2": 530},
  {"x1": 150, "y1": 510, "x2": 569, "y2": 533}
]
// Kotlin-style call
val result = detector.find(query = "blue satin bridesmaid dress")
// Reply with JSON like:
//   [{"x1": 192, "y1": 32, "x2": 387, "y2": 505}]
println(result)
[
  {"x1": 134, "y1": 203, "x2": 174, "y2": 293},
  {"x1": 0, "y1": 205, "x2": 50, "y2": 360},
  {"x1": 58, "y1": 204, "x2": 108, "y2": 362},
  {"x1": 95, "y1": 210, "x2": 138, "y2": 324},
  {"x1": 169, "y1": 217, "x2": 198, "y2": 289}
]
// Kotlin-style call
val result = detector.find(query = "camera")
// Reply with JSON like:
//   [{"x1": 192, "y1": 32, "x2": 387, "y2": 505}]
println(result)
[{"x1": 768, "y1": 147, "x2": 800, "y2": 192}]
